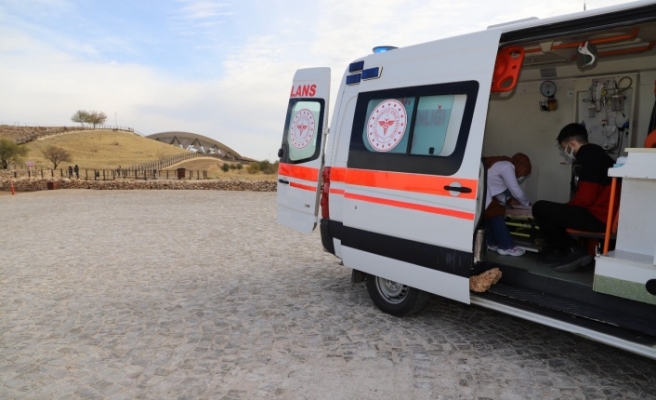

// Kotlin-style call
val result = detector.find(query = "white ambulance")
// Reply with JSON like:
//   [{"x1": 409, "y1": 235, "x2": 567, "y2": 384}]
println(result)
[{"x1": 276, "y1": 1, "x2": 656, "y2": 359}]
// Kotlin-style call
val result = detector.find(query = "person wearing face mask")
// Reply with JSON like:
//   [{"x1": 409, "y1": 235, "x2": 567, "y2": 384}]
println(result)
[
  {"x1": 483, "y1": 153, "x2": 532, "y2": 256},
  {"x1": 532, "y1": 123, "x2": 615, "y2": 272}
]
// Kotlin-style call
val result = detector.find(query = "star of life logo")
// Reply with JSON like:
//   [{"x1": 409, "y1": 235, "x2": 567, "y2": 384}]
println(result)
[{"x1": 366, "y1": 99, "x2": 407, "y2": 152}]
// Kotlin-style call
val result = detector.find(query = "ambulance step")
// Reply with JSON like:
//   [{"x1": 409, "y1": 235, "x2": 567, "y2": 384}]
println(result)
[{"x1": 486, "y1": 283, "x2": 656, "y2": 338}]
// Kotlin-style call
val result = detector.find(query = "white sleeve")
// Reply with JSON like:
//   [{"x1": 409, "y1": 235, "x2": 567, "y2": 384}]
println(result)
[{"x1": 500, "y1": 163, "x2": 530, "y2": 206}]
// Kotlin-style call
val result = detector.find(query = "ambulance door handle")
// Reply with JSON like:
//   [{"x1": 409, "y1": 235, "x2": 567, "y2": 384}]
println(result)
[
  {"x1": 443, "y1": 185, "x2": 472, "y2": 193},
  {"x1": 279, "y1": 179, "x2": 290, "y2": 185}
]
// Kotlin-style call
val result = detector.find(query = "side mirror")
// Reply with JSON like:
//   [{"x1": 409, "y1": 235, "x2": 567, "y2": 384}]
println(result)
[{"x1": 277, "y1": 148, "x2": 284, "y2": 158}]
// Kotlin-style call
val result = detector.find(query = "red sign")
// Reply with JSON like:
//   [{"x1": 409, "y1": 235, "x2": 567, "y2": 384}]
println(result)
[{"x1": 290, "y1": 84, "x2": 317, "y2": 98}]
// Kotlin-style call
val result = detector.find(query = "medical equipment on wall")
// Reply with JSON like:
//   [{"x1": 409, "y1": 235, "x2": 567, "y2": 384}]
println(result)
[{"x1": 577, "y1": 75, "x2": 634, "y2": 154}]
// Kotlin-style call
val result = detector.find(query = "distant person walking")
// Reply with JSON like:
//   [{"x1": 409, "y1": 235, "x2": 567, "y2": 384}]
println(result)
[
  {"x1": 74, "y1": 164, "x2": 79, "y2": 178},
  {"x1": 68, "y1": 165, "x2": 73, "y2": 178}
]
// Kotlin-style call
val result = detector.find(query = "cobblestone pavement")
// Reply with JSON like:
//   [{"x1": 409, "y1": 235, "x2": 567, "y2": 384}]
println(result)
[{"x1": 2, "y1": 190, "x2": 656, "y2": 400}]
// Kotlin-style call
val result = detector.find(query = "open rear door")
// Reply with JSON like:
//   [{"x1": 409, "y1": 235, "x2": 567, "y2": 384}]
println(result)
[{"x1": 277, "y1": 68, "x2": 331, "y2": 233}]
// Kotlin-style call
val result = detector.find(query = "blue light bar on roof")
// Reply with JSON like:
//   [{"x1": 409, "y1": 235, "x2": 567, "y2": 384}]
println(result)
[
  {"x1": 361, "y1": 67, "x2": 381, "y2": 80},
  {"x1": 373, "y1": 46, "x2": 397, "y2": 53},
  {"x1": 349, "y1": 61, "x2": 365, "y2": 72},
  {"x1": 346, "y1": 74, "x2": 361, "y2": 85}
]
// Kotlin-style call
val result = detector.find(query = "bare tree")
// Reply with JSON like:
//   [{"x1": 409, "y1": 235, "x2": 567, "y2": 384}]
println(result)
[
  {"x1": 41, "y1": 145, "x2": 72, "y2": 169},
  {"x1": 71, "y1": 110, "x2": 90, "y2": 127},
  {"x1": 0, "y1": 138, "x2": 29, "y2": 169}
]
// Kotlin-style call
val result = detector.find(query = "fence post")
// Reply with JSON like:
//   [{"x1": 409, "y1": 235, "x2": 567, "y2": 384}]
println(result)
[
  {"x1": 28, "y1": 170, "x2": 31, "y2": 178},
  {"x1": 85, "y1": 169, "x2": 88, "y2": 180},
  {"x1": 103, "y1": 170, "x2": 106, "y2": 181},
  {"x1": 41, "y1": 169, "x2": 44, "y2": 178},
  {"x1": 197, "y1": 170, "x2": 199, "y2": 180},
  {"x1": 60, "y1": 169, "x2": 63, "y2": 177}
]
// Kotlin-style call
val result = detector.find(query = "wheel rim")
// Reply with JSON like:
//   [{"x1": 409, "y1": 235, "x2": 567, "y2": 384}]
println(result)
[{"x1": 375, "y1": 277, "x2": 409, "y2": 304}]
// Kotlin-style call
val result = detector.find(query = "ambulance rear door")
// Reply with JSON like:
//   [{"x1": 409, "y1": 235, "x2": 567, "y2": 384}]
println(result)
[
  {"x1": 340, "y1": 29, "x2": 505, "y2": 304},
  {"x1": 277, "y1": 68, "x2": 330, "y2": 233}
]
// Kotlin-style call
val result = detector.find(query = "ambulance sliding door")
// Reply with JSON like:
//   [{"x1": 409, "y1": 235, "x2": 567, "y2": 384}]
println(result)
[
  {"x1": 340, "y1": 30, "x2": 501, "y2": 304},
  {"x1": 277, "y1": 68, "x2": 330, "y2": 233}
]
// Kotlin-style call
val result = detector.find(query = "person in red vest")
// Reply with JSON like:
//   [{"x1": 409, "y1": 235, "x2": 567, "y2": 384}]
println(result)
[{"x1": 532, "y1": 123, "x2": 615, "y2": 272}]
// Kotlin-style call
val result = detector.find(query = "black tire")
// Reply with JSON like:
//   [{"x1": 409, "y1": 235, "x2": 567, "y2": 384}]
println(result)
[{"x1": 365, "y1": 275, "x2": 430, "y2": 317}]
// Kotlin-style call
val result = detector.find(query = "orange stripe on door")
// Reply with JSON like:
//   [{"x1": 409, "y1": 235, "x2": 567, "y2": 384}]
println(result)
[
  {"x1": 278, "y1": 163, "x2": 319, "y2": 182},
  {"x1": 345, "y1": 192, "x2": 475, "y2": 220},
  {"x1": 290, "y1": 182, "x2": 316, "y2": 192},
  {"x1": 345, "y1": 168, "x2": 477, "y2": 199},
  {"x1": 330, "y1": 167, "x2": 347, "y2": 183}
]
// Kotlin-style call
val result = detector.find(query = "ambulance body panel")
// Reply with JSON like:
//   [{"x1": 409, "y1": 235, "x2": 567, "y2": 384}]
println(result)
[{"x1": 277, "y1": 1, "x2": 656, "y2": 360}]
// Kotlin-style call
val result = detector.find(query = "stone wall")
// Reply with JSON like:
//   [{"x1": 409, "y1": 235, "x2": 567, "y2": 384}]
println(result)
[{"x1": 0, "y1": 175, "x2": 276, "y2": 192}]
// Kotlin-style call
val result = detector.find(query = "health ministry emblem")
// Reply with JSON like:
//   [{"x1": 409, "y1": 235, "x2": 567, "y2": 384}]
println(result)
[
  {"x1": 367, "y1": 99, "x2": 407, "y2": 152},
  {"x1": 289, "y1": 109, "x2": 316, "y2": 149}
]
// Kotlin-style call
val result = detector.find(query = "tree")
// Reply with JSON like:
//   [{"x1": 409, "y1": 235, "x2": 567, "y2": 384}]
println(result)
[
  {"x1": 0, "y1": 138, "x2": 29, "y2": 169},
  {"x1": 41, "y1": 145, "x2": 72, "y2": 169},
  {"x1": 87, "y1": 111, "x2": 107, "y2": 128},
  {"x1": 221, "y1": 163, "x2": 230, "y2": 173},
  {"x1": 71, "y1": 110, "x2": 90, "y2": 127},
  {"x1": 70, "y1": 110, "x2": 107, "y2": 128}
]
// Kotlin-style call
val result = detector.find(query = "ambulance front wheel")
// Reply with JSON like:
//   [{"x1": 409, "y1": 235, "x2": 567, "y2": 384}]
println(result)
[{"x1": 366, "y1": 275, "x2": 430, "y2": 317}]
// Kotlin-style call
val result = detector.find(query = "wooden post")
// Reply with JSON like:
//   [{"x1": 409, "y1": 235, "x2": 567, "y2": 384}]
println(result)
[
  {"x1": 85, "y1": 169, "x2": 88, "y2": 180},
  {"x1": 197, "y1": 170, "x2": 199, "y2": 180},
  {"x1": 103, "y1": 170, "x2": 106, "y2": 181}
]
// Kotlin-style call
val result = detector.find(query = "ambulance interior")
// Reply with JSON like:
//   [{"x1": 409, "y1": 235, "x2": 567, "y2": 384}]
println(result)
[{"x1": 478, "y1": 19, "x2": 656, "y2": 334}]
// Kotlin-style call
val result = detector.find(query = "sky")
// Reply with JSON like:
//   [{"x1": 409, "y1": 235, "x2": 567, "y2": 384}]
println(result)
[{"x1": 0, "y1": 0, "x2": 639, "y2": 161}]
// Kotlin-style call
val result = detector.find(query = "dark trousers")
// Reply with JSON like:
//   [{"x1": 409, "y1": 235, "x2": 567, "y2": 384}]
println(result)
[{"x1": 532, "y1": 200, "x2": 606, "y2": 250}]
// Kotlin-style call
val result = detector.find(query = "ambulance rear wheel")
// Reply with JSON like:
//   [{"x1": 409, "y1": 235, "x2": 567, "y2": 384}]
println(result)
[{"x1": 366, "y1": 275, "x2": 430, "y2": 317}]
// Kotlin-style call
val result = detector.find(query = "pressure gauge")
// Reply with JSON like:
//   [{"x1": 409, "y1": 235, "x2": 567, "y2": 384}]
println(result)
[{"x1": 540, "y1": 81, "x2": 557, "y2": 97}]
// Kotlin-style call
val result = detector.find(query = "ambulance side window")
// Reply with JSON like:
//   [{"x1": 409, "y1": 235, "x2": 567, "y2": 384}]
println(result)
[
  {"x1": 410, "y1": 94, "x2": 466, "y2": 157},
  {"x1": 348, "y1": 81, "x2": 478, "y2": 176},
  {"x1": 282, "y1": 99, "x2": 325, "y2": 164}
]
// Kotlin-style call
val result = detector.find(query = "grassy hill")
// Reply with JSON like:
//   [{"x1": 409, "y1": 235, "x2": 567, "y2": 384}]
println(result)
[
  {"x1": 20, "y1": 130, "x2": 190, "y2": 170},
  {"x1": 12, "y1": 129, "x2": 276, "y2": 180}
]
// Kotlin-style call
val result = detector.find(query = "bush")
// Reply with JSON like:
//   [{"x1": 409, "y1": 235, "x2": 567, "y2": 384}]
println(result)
[
  {"x1": 221, "y1": 163, "x2": 230, "y2": 173},
  {"x1": 236, "y1": 163, "x2": 243, "y2": 170},
  {"x1": 247, "y1": 162, "x2": 260, "y2": 174}
]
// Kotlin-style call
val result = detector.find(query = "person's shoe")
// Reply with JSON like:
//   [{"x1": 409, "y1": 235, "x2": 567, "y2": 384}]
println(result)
[
  {"x1": 553, "y1": 246, "x2": 593, "y2": 272},
  {"x1": 497, "y1": 247, "x2": 525, "y2": 257},
  {"x1": 537, "y1": 249, "x2": 562, "y2": 266},
  {"x1": 487, "y1": 244, "x2": 498, "y2": 251}
]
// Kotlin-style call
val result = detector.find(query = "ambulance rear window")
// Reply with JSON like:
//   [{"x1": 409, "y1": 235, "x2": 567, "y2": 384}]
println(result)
[{"x1": 287, "y1": 100, "x2": 322, "y2": 162}]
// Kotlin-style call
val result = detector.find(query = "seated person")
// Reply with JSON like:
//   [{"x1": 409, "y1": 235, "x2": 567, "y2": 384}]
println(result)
[
  {"x1": 483, "y1": 153, "x2": 532, "y2": 256},
  {"x1": 532, "y1": 123, "x2": 615, "y2": 272}
]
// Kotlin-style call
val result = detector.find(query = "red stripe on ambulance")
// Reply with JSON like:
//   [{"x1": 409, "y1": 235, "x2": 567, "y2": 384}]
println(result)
[
  {"x1": 344, "y1": 192, "x2": 475, "y2": 220},
  {"x1": 278, "y1": 163, "x2": 319, "y2": 182}
]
